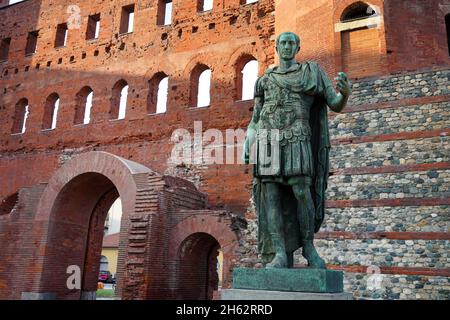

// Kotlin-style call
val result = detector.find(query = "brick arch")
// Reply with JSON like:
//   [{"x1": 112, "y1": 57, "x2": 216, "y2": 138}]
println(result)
[
  {"x1": 34, "y1": 151, "x2": 152, "y2": 299},
  {"x1": 168, "y1": 214, "x2": 239, "y2": 294},
  {"x1": 334, "y1": 0, "x2": 384, "y2": 22},
  {"x1": 143, "y1": 59, "x2": 177, "y2": 79},
  {"x1": 182, "y1": 53, "x2": 216, "y2": 77},
  {"x1": 340, "y1": 1, "x2": 378, "y2": 21},
  {"x1": 36, "y1": 151, "x2": 151, "y2": 221},
  {"x1": 226, "y1": 44, "x2": 262, "y2": 68}
]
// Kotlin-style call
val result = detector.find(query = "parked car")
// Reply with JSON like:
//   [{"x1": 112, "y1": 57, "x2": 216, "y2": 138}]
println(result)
[{"x1": 98, "y1": 270, "x2": 113, "y2": 283}]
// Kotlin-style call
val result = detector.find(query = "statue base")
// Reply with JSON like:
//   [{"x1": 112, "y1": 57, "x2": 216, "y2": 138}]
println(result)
[
  {"x1": 221, "y1": 289, "x2": 353, "y2": 300},
  {"x1": 220, "y1": 268, "x2": 353, "y2": 300}
]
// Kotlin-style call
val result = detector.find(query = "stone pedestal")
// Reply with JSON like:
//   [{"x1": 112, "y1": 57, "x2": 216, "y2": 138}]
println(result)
[
  {"x1": 221, "y1": 289, "x2": 353, "y2": 300},
  {"x1": 221, "y1": 268, "x2": 353, "y2": 300}
]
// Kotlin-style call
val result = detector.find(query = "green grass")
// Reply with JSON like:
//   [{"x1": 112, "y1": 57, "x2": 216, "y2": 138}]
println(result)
[{"x1": 96, "y1": 289, "x2": 114, "y2": 298}]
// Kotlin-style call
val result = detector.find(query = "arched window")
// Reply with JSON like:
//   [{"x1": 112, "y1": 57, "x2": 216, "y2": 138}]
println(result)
[
  {"x1": 147, "y1": 72, "x2": 169, "y2": 114},
  {"x1": 340, "y1": 2, "x2": 381, "y2": 79},
  {"x1": 236, "y1": 56, "x2": 258, "y2": 101},
  {"x1": 446, "y1": 14, "x2": 450, "y2": 56},
  {"x1": 42, "y1": 93, "x2": 60, "y2": 130},
  {"x1": 197, "y1": 70, "x2": 211, "y2": 107},
  {"x1": 198, "y1": 0, "x2": 213, "y2": 12},
  {"x1": 341, "y1": 1, "x2": 376, "y2": 22},
  {"x1": 74, "y1": 86, "x2": 94, "y2": 125},
  {"x1": 190, "y1": 64, "x2": 211, "y2": 108},
  {"x1": 111, "y1": 80, "x2": 128, "y2": 120},
  {"x1": 11, "y1": 98, "x2": 29, "y2": 134}
]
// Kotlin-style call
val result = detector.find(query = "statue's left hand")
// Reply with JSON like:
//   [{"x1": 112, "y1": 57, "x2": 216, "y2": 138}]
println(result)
[{"x1": 335, "y1": 72, "x2": 351, "y2": 97}]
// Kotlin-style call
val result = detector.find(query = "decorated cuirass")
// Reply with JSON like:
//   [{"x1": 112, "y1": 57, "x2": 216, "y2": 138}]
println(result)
[{"x1": 257, "y1": 74, "x2": 314, "y2": 147}]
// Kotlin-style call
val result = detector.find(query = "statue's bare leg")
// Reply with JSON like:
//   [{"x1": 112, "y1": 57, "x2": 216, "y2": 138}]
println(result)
[
  {"x1": 265, "y1": 182, "x2": 288, "y2": 268},
  {"x1": 292, "y1": 183, "x2": 326, "y2": 269}
]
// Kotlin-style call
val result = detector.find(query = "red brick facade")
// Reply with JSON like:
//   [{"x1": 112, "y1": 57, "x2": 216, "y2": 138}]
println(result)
[{"x1": 0, "y1": 0, "x2": 449, "y2": 299}]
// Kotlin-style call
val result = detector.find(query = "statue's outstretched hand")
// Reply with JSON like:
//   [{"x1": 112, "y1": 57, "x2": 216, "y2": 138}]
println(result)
[{"x1": 335, "y1": 72, "x2": 351, "y2": 97}]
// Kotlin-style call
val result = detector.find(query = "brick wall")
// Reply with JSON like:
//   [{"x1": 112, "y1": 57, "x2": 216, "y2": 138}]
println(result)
[{"x1": 0, "y1": 0, "x2": 10, "y2": 9}]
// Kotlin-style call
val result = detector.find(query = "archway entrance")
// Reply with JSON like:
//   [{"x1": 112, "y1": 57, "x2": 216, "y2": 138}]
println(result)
[
  {"x1": 98, "y1": 197, "x2": 123, "y2": 298},
  {"x1": 177, "y1": 232, "x2": 221, "y2": 300},
  {"x1": 34, "y1": 151, "x2": 152, "y2": 300},
  {"x1": 39, "y1": 173, "x2": 120, "y2": 299},
  {"x1": 168, "y1": 214, "x2": 240, "y2": 300}
]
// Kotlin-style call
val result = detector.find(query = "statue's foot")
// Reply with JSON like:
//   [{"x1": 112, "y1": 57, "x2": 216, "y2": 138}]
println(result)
[
  {"x1": 302, "y1": 241, "x2": 326, "y2": 269},
  {"x1": 266, "y1": 252, "x2": 288, "y2": 269}
]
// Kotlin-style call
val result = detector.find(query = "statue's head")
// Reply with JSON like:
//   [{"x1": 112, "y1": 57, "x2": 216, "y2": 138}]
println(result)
[{"x1": 276, "y1": 32, "x2": 301, "y2": 61}]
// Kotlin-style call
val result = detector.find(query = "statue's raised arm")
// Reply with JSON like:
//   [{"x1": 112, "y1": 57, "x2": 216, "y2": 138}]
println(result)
[{"x1": 322, "y1": 70, "x2": 352, "y2": 113}]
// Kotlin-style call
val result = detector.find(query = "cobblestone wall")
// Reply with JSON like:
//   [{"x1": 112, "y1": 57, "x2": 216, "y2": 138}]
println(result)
[
  {"x1": 330, "y1": 137, "x2": 449, "y2": 170},
  {"x1": 349, "y1": 70, "x2": 450, "y2": 105},
  {"x1": 323, "y1": 206, "x2": 449, "y2": 233},
  {"x1": 237, "y1": 68, "x2": 450, "y2": 300},
  {"x1": 313, "y1": 239, "x2": 448, "y2": 269},
  {"x1": 343, "y1": 273, "x2": 449, "y2": 300},
  {"x1": 327, "y1": 170, "x2": 449, "y2": 200},
  {"x1": 329, "y1": 102, "x2": 450, "y2": 138}
]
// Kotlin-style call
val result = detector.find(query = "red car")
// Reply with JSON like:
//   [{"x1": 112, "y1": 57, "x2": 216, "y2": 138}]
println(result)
[{"x1": 98, "y1": 271, "x2": 113, "y2": 283}]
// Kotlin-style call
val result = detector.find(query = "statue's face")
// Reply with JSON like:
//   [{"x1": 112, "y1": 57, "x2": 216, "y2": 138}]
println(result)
[{"x1": 277, "y1": 33, "x2": 299, "y2": 61}]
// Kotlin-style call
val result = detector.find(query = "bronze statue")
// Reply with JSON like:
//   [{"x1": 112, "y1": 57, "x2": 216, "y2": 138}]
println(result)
[{"x1": 243, "y1": 32, "x2": 351, "y2": 269}]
